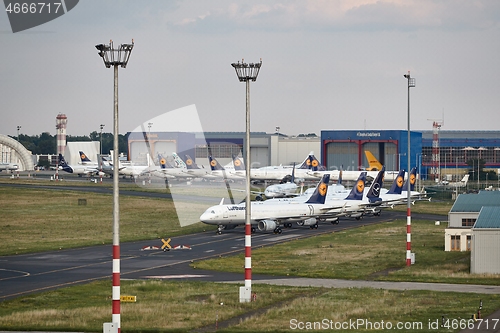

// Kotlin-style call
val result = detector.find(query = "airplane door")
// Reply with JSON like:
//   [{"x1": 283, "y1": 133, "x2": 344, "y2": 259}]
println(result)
[
  {"x1": 223, "y1": 210, "x2": 228, "y2": 218},
  {"x1": 308, "y1": 205, "x2": 314, "y2": 216}
]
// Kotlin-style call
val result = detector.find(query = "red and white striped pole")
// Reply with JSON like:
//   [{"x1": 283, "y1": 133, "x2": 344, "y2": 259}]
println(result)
[
  {"x1": 112, "y1": 63, "x2": 121, "y2": 331},
  {"x1": 244, "y1": 78, "x2": 252, "y2": 291},
  {"x1": 404, "y1": 71, "x2": 415, "y2": 267}
]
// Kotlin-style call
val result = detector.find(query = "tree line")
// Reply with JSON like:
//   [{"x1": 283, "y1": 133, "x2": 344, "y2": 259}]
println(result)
[{"x1": 14, "y1": 131, "x2": 129, "y2": 155}]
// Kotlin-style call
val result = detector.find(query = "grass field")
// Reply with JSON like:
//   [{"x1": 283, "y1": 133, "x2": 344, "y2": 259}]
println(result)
[
  {"x1": 1, "y1": 178, "x2": 499, "y2": 332},
  {"x1": 192, "y1": 216, "x2": 500, "y2": 285},
  {"x1": 0, "y1": 279, "x2": 498, "y2": 332},
  {"x1": 0, "y1": 182, "x2": 208, "y2": 255}
]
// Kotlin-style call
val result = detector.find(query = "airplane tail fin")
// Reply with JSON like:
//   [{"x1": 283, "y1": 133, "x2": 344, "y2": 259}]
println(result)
[
  {"x1": 208, "y1": 156, "x2": 224, "y2": 171},
  {"x1": 184, "y1": 155, "x2": 200, "y2": 169},
  {"x1": 305, "y1": 174, "x2": 330, "y2": 204},
  {"x1": 461, "y1": 174, "x2": 470, "y2": 184},
  {"x1": 291, "y1": 163, "x2": 296, "y2": 183},
  {"x1": 366, "y1": 166, "x2": 385, "y2": 203},
  {"x1": 403, "y1": 167, "x2": 417, "y2": 192},
  {"x1": 345, "y1": 172, "x2": 367, "y2": 200},
  {"x1": 58, "y1": 154, "x2": 68, "y2": 166},
  {"x1": 79, "y1": 151, "x2": 92, "y2": 163},
  {"x1": 387, "y1": 169, "x2": 406, "y2": 195},
  {"x1": 232, "y1": 155, "x2": 245, "y2": 170},
  {"x1": 172, "y1": 152, "x2": 187, "y2": 168},
  {"x1": 158, "y1": 154, "x2": 174, "y2": 169},
  {"x1": 338, "y1": 166, "x2": 343, "y2": 185},
  {"x1": 308, "y1": 154, "x2": 325, "y2": 171},
  {"x1": 364, "y1": 150, "x2": 383, "y2": 171},
  {"x1": 58, "y1": 154, "x2": 72, "y2": 173},
  {"x1": 297, "y1": 151, "x2": 314, "y2": 169}
]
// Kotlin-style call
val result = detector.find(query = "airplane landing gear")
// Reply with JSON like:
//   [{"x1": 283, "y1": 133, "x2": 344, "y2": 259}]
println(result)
[
  {"x1": 273, "y1": 227, "x2": 282, "y2": 234},
  {"x1": 309, "y1": 224, "x2": 319, "y2": 229}
]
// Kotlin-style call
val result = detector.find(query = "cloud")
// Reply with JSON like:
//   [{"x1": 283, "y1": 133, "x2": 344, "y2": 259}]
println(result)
[{"x1": 163, "y1": 0, "x2": 500, "y2": 32}]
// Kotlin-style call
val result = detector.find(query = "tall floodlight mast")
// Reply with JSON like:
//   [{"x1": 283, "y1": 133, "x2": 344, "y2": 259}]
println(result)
[
  {"x1": 95, "y1": 39, "x2": 134, "y2": 333},
  {"x1": 231, "y1": 59, "x2": 262, "y2": 302}
]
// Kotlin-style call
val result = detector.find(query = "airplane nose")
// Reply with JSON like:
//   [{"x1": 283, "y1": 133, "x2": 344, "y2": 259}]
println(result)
[{"x1": 200, "y1": 212, "x2": 214, "y2": 224}]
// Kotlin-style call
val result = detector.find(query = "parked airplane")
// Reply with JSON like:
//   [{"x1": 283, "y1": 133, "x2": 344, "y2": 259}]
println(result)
[
  {"x1": 441, "y1": 174, "x2": 470, "y2": 188},
  {"x1": 109, "y1": 151, "x2": 150, "y2": 179},
  {"x1": 259, "y1": 164, "x2": 300, "y2": 200},
  {"x1": 249, "y1": 153, "x2": 322, "y2": 182},
  {"x1": 145, "y1": 154, "x2": 179, "y2": 179},
  {"x1": 182, "y1": 154, "x2": 212, "y2": 178},
  {"x1": 0, "y1": 163, "x2": 18, "y2": 171},
  {"x1": 58, "y1": 154, "x2": 100, "y2": 176},
  {"x1": 200, "y1": 174, "x2": 332, "y2": 235}
]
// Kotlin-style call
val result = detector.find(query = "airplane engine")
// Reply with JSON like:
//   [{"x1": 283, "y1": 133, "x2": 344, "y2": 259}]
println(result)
[
  {"x1": 319, "y1": 217, "x2": 339, "y2": 224},
  {"x1": 350, "y1": 212, "x2": 364, "y2": 220},
  {"x1": 297, "y1": 218, "x2": 317, "y2": 226},
  {"x1": 258, "y1": 220, "x2": 277, "y2": 231}
]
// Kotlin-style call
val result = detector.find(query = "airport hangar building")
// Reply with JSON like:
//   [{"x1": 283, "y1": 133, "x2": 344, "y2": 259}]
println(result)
[
  {"x1": 321, "y1": 130, "x2": 500, "y2": 181},
  {"x1": 127, "y1": 130, "x2": 500, "y2": 180}
]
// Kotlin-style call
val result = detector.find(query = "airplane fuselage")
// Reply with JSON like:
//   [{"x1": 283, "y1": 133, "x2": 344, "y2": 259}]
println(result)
[{"x1": 200, "y1": 201, "x2": 328, "y2": 226}]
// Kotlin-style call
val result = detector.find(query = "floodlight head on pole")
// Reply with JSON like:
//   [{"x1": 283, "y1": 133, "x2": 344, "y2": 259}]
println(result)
[
  {"x1": 231, "y1": 59, "x2": 262, "y2": 82},
  {"x1": 404, "y1": 71, "x2": 416, "y2": 88},
  {"x1": 95, "y1": 39, "x2": 134, "y2": 68}
]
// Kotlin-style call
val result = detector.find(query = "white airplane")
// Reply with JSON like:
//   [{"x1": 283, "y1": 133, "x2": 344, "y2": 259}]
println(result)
[
  {"x1": 441, "y1": 174, "x2": 470, "y2": 188},
  {"x1": 145, "y1": 154, "x2": 179, "y2": 179},
  {"x1": 261, "y1": 164, "x2": 300, "y2": 199},
  {"x1": 249, "y1": 152, "x2": 323, "y2": 182},
  {"x1": 110, "y1": 151, "x2": 150, "y2": 179},
  {"x1": 262, "y1": 169, "x2": 386, "y2": 223},
  {"x1": 200, "y1": 174, "x2": 333, "y2": 235},
  {"x1": 0, "y1": 163, "x2": 18, "y2": 171},
  {"x1": 180, "y1": 154, "x2": 212, "y2": 179},
  {"x1": 58, "y1": 154, "x2": 100, "y2": 176}
]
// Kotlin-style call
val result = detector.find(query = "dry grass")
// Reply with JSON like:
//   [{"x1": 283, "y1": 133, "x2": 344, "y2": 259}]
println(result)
[
  {"x1": 0, "y1": 185, "x2": 206, "y2": 255},
  {"x1": 194, "y1": 219, "x2": 500, "y2": 285}
]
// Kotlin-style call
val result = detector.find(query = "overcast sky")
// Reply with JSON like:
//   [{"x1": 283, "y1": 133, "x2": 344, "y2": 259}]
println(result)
[{"x1": 1, "y1": 0, "x2": 499, "y2": 138}]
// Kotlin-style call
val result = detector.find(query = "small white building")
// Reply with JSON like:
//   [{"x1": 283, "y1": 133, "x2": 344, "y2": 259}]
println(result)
[
  {"x1": 445, "y1": 191, "x2": 500, "y2": 251},
  {"x1": 470, "y1": 206, "x2": 500, "y2": 274}
]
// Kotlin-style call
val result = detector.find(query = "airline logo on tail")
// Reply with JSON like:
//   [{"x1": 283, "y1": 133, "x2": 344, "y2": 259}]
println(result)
[
  {"x1": 345, "y1": 172, "x2": 367, "y2": 200},
  {"x1": 58, "y1": 154, "x2": 72, "y2": 173},
  {"x1": 208, "y1": 156, "x2": 224, "y2": 171},
  {"x1": 403, "y1": 167, "x2": 417, "y2": 192},
  {"x1": 232, "y1": 155, "x2": 244, "y2": 170},
  {"x1": 387, "y1": 170, "x2": 406, "y2": 195},
  {"x1": 305, "y1": 174, "x2": 330, "y2": 204},
  {"x1": 79, "y1": 151, "x2": 91, "y2": 163},
  {"x1": 158, "y1": 154, "x2": 169, "y2": 169},
  {"x1": 367, "y1": 166, "x2": 385, "y2": 203}
]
